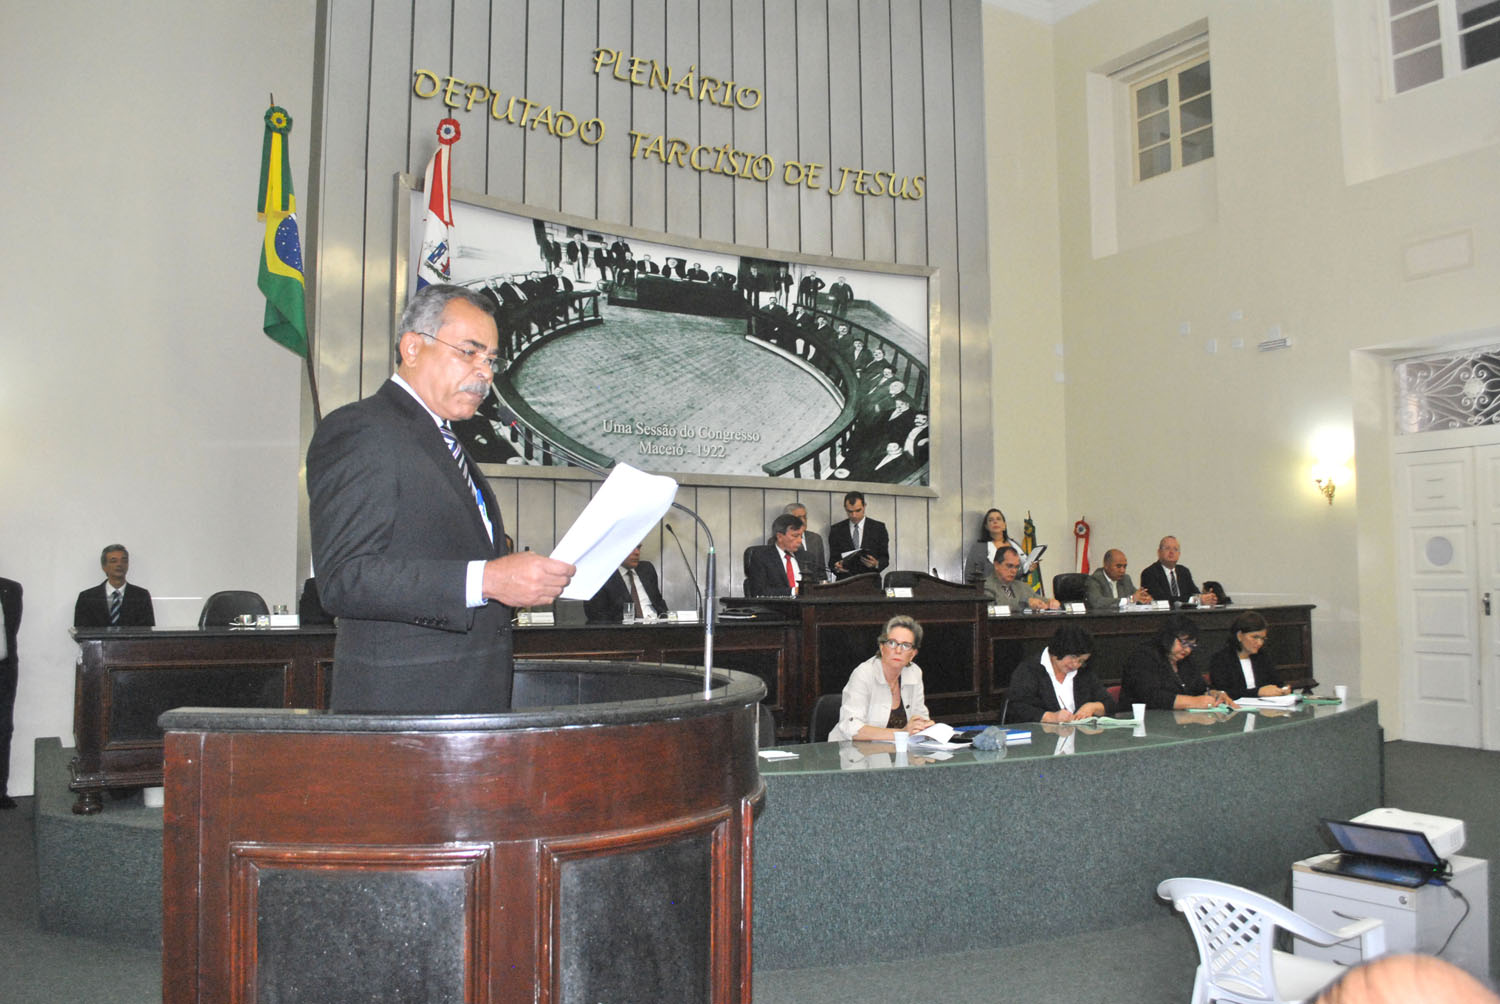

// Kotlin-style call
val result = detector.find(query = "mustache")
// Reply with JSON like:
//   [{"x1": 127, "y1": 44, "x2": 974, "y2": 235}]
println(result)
[{"x1": 459, "y1": 380, "x2": 491, "y2": 396}]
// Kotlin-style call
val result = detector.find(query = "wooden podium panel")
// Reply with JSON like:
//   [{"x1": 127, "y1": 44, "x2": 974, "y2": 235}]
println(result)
[{"x1": 161, "y1": 662, "x2": 766, "y2": 1004}]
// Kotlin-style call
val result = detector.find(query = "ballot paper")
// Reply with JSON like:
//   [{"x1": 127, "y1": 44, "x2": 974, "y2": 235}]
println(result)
[{"x1": 552, "y1": 464, "x2": 680, "y2": 600}]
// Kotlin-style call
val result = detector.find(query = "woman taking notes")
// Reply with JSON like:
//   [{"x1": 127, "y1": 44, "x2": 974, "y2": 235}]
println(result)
[
  {"x1": 827, "y1": 615, "x2": 935, "y2": 741},
  {"x1": 1208, "y1": 610, "x2": 1290, "y2": 699}
]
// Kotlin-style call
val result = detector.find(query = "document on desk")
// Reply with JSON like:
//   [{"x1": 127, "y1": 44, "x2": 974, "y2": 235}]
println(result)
[
  {"x1": 553, "y1": 463, "x2": 680, "y2": 600},
  {"x1": 881, "y1": 723, "x2": 969, "y2": 750},
  {"x1": 1063, "y1": 716, "x2": 1137, "y2": 727},
  {"x1": 1235, "y1": 695, "x2": 1298, "y2": 709}
]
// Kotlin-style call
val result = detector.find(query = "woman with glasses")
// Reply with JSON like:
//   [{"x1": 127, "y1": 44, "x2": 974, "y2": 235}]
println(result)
[
  {"x1": 827, "y1": 615, "x2": 935, "y2": 741},
  {"x1": 1004, "y1": 623, "x2": 1116, "y2": 724},
  {"x1": 1118, "y1": 614, "x2": 1234, "y2": 711},
  {"x1": 1207, "y1": 611, "x2": 1290, "y2": 700}
]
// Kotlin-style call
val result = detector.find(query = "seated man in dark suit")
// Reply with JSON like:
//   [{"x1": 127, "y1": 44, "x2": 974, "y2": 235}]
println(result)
[
  {"x1": 74, "y1": 544, "x2": 155, "y2": 627},
  {"x1": 985, "y1": 547, "x2": 1059, "y2": 612},
  {"x1": 745, "y1": 514, "x2": 806, "y2": 597},
  {"x1": 584, "y1": 545, "x2": 668, "y2": 623},
  {"x1": 771, "y1": 503, "x2": 826, "y2": 583},
  {"x1": 1140, "y1": 536, "x2": 1219, "y2": 607},
  {"x1": 828, "y1": 491, "x2": 890, "y2": 579},
  {"x1": 1084, "y1": 548, "x2": 1152, "y2": 610},
  {"x1": 1004, "y1": 624, "x2": 1115, "y2": 724}
]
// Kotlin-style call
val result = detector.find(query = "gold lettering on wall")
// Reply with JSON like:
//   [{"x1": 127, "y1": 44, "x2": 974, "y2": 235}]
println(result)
[{"x1": 411, "y1": 55, "x2": 925, "y2": 201}]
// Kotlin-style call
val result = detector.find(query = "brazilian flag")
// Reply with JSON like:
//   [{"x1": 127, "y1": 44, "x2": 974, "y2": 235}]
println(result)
[{"x1": 257, "y1": 104, "x2": 308, "y2": 357}]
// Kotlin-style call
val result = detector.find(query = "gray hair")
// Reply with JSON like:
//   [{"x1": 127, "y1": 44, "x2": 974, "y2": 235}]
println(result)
[
  {"x1": 781, "y1": 502, "x2": 807, "y2": 517},
  {"x1": 398, "y1": 284, "x2": 496, "y2": 341},
  {"x1": 880, "y1": 614, "x2": 923, "y2": 649}
]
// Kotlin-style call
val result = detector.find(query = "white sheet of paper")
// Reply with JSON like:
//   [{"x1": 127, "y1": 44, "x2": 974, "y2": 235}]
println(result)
[{"x1": 551, "y1": 463, "x2": 680, "y2": 600}]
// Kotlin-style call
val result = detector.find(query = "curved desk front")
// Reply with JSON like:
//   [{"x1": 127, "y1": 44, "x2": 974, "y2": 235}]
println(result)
[{"x1": 753, "y1": 699, "x2": 1381, "y2": 971}]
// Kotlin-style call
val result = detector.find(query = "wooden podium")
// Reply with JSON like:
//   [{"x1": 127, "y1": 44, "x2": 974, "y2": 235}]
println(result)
[{"x1": 161, "y1": 661, "x2": 765, "y2": 1004}]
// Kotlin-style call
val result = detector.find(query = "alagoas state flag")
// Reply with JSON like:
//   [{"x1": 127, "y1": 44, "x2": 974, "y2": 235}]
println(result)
[{"x1": 417, "y1": 118, "x2": 462, "y2": 288}]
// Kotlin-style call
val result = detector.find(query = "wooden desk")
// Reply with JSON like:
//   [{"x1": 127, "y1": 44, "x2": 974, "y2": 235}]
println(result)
[{"x1": 70, "y1": 602, "x2": 1313, "y2": 810}]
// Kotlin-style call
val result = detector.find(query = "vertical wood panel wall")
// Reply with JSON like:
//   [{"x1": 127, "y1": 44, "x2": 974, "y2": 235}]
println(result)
[{"x1": 307, "y1": 0, "x2": 995, "y2": 611}]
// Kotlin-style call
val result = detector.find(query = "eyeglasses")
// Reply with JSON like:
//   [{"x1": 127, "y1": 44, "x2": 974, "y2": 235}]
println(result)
[
  {"x1": 880, "y1": 639, "x2": 916, "y2": 652},
  {"x1": 422, "y1": 332, "x2": 502, "y2": 374}
]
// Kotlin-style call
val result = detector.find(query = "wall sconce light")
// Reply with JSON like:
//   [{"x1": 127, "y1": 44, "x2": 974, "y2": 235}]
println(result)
[
  {"x1": 1309, "y1": 428, "x2": 1353, "y2": 509},
  {"x1": 1314, "y1": 475, "x2": 1337, "y2": 506}
]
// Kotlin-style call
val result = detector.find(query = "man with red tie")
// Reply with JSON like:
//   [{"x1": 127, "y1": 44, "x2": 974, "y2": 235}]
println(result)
[{"x1": 744, "y1": 514, "x2": 806, "y2": 597}]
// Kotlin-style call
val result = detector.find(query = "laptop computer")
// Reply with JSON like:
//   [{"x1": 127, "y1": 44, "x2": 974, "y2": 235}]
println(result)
[{"x1": 1311, "y1": 817, "x2": 1449, "y2": 888}]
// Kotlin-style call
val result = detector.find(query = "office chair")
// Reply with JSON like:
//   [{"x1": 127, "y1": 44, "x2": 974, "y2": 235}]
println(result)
[
  {"x1": 1052, "y1": 572, "x2": 1088, "y2": 604},
  {"x1": 808, "y1": 693, "x2": 842, "y2": 743},
  {"x1": 1157, "y1": 877, "x2": 1385, "y2": 1004},
  {"x1": 198, "y1": 590, "x2": 270, "y2": 628}
]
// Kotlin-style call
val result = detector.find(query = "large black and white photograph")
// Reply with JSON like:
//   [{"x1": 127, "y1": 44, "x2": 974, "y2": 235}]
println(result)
[{"x1": 404, "y1": 184, "x2": 935, "y2": 488}]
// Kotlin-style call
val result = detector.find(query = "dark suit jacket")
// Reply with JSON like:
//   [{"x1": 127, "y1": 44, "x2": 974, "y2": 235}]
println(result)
[
  {"x1": 1004, "y1": 657, "x2": 1116, "y2": 723},
  {"x1": 1118, "y1": 643, "x2": 1208, "y2": 710},
  {"x1": 308, "y1": 379, "x2": 511, "y2": 713},
  {"x1": 1207, "y1": 645, "x2": 1283, "y2": 699},
  {"x1": 0, "y1": 578, "x2": 19, "y2": 666},
  {"x1": 828, "y1": 517, "x2": 890, "y2": 579},
  {"x1": 0, "y1": 576, "x2": 19, "y2": 790},
  {"x1": 745, "y1": 544, "x2": 800, "y2": 597},
  {"x1": 73, "y1": 582, "x2": 155, "y2": 628},
  {"x1": 1140, "y1": 561, "x2": 1200, "y2": 604},
  {"x1": 584, "y1": 562, "x2": 668, "y2": 622}
]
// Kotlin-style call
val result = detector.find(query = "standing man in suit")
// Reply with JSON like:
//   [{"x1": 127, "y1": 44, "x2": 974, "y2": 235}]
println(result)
[
  {"x1": 1140, "y1": 536, "x2": 1218, "y2": 607},
  {"x1": 584, "y1": 545, "x2": 668, "y2": 623},
  {"x1": 745, "y1": 514, "x2": 806, "y2": 597},
  {"x1": 1085, "y1": 549, "x2": 1152, "y2": 610},
  {"x1": 307, "y1": 284, "x2": 575, "y2": 713},
  {"x1": 772, "y1": 503, "x2": 827, "y2": 583},
  {"x1": 73, "y1": 545, "x2": 155, "y2": 627},
  {"x1": 828, "y1": 491, "x2": 890, "y2": 579},
  {"x1": 828, "y1": 276, "x2": 853, "y2": 317},
  {"x1": 0, "y1": 574, "x2": 20, "y2": 808}
]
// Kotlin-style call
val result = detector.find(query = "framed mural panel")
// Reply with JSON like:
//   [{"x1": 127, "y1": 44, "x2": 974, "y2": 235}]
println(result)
[{"x1": 396, "y1": 176, "x2": 937, "y2": 494}]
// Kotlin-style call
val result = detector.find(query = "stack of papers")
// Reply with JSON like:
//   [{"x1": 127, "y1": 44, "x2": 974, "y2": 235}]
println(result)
[
  {"x1": 1235, "y1": 694, "x2": 1297, "y2": 709},
  {"x1": 1060, "y1": 716, "x2": 1138, "y2": 727}
]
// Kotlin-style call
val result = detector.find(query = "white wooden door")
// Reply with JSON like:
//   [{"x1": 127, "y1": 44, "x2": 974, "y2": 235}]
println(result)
[
  {"x1": 1395, "y1": 450, "x2": 1483, "y2": 746},
  {"x1": 1475, "y1": 444, "x2": 1500, "y2": 748}
]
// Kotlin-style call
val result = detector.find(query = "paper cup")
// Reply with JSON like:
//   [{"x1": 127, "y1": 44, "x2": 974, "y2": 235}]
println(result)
[
  {"x1": 892, "y1": 731, "x2": 909, "y2": 751},
  {"x1": 1334, "y1": 685, "x2": 1348, "y2": 703},
  {"x1": 1132, "y1": 702, "x2": 1147, "y2": 721}
]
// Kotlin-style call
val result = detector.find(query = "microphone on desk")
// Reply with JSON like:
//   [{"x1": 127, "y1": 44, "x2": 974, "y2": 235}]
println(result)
[{"x1": 490, "y1": 403, "x2": 719, "y2": 696}]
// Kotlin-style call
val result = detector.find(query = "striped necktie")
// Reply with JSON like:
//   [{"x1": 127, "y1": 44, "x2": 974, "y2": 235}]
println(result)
[
  {"x1": 440, "y1": 422, "x2": 492, "y2": 539},
  {"x1": 109, "y1": 589, "x2": 122, "y2": 625}
]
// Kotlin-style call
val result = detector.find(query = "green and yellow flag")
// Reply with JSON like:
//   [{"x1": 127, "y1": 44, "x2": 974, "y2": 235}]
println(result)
[{"x1": 257, "y1": 104, "x2": 308, "y2": 357}]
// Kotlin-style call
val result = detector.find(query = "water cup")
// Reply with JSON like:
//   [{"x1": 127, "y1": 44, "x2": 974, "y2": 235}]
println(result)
[
  {"x1": 892, "y1": 731, "x2": 909, "y2": 752},
  {"x1": 1132, "y1": 702, "x2": 1146, "y2": 721},
  {"x1": 1334, "y1": 685, "x2": 1348, "y2": 703}
]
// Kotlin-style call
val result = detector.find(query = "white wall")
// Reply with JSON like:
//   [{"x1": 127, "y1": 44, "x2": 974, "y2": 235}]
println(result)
[
  {"x1": 0, "y1": 0, "x2": 314, "y2": 795},
  {"x1": 1040, "y1": 0, "x2": 1500, "y2": 729}
]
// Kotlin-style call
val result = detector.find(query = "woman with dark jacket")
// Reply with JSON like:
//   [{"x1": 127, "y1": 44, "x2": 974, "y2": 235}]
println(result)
[
  {"x1": 1005, "y1": 623, "x2": 1116, "y2": 723},
  {"x1": 1207, "y1": 611, "x2": 1289, "y2": 700},
  {"x1": 1118, "y1": 614, "x2": 1235, "y2": 711}
]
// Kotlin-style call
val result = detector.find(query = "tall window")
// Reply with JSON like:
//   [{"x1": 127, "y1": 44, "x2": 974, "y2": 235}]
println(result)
[
  {"x1": 1388, "y1": 0, "x2": 1500, "y2": 93},
  {"x1": 1130, "y1": 55, "x2": 1213, "y2": 182}
]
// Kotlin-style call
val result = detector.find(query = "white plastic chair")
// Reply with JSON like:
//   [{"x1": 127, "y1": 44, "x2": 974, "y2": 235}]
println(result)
[{"x1": 1157, "y1": 877, "x2": 1386, "y2": 1004}]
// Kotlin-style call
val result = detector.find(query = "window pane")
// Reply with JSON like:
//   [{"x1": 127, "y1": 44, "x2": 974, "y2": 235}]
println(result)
[
  {"x1": 1182, "y1": 128, "x2": 1214, "y2": 167},
  {"x1": 1389, "y1": 0, "x2": 1432, "y2": 16},
  {"x1": 1178, "y1": 60, "x2": 1211, "y2": 100},
  {"x1": 1139, "y1": 145, "x2": 1171, "y2": 181},
  {"x1": 1137, "y1": 109, "x2": 1171, "y2": 148},
  {"x1": 1391, "y1": 5, "x2": 1441, "y2": 54},
  {"x1": 1461, "y1": 18, "x2": 1500, "y2": 68},
  {"x1": 1394, "y1": 44, "x2": 1445, "y2": 91},
  {"x1": 1458, "y1": 0, "x2": 1500, "y2": 28},
  {"x1": 1180, "y1": 94, "x2": 1212, "y2": 133},
  {"x1": 1135, "y1": 80, "x2": 1168, "y2": 118}
]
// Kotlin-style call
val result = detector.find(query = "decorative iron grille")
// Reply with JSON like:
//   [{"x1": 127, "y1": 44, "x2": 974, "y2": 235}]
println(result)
[{"x1": 1394, "y1": 349, "x2": 1500, "y2": 433}]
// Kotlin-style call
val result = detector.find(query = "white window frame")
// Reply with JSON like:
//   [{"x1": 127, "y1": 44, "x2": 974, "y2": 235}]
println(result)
[
  {"x1": 1385, "y1": 0, "x2": 1500, "y2": 95},
  {"x1": 1128, "y1": 52, "x2": 1213, "y2": 182},
  {"x1": 1110, "y1": 33, "x2": 1212, "y2": 185}
]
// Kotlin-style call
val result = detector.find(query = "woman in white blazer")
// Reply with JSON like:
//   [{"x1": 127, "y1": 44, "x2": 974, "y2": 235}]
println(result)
[{"x1": 828, "y1": 615, "x2": 934, "y2": 741}]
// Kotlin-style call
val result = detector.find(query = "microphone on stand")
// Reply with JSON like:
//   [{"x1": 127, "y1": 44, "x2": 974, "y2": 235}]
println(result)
[
  {"x1": 664, "y1": 523, "x2": 704, "y2": 617},
  {"x1": 493, "y1": 410, "x2": 719, "y2": 697}
]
